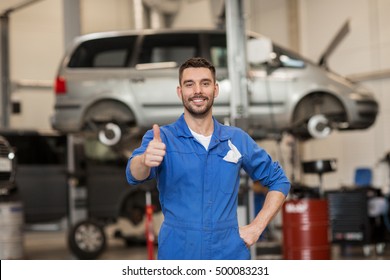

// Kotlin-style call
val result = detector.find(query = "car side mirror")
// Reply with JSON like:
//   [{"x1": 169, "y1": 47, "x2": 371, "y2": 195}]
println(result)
[{"x1": 247, "y1": 37, "x2": 272, "y2": 64}]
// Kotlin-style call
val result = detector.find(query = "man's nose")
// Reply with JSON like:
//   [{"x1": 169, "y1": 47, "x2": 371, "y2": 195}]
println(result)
[{"x1": 193, "y1": 83, "x2": 202, "y2": 93}]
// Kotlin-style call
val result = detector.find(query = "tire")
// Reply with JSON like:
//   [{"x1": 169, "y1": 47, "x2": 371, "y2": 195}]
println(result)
[{"x1": 68, "y1": 219, "x2": 107, "y2": 260}]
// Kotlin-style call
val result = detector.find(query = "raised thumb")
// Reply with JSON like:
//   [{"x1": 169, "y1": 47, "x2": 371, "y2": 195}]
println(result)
[{"x1": 153, "y1": 124, "x2": 161, "y2": 142}]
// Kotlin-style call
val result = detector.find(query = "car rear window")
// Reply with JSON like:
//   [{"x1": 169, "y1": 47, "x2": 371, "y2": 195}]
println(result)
[{"x1": 68, "y1": 35, "x2": 137, "y2": 68}]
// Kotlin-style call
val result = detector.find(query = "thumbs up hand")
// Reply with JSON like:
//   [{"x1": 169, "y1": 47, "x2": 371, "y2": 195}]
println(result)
[
  {"x1": 142, "y1": 124, "x2": 166, "y2": 167},
  {"x1": 153, "y1": 124, "x2": 162, "y2": 142}
]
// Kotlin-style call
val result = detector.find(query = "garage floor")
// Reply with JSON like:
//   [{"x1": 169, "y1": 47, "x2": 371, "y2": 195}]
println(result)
[
  {"x1": 20, "y1": 228, "x2": 390, "y2": 260},
  {"x1": 23, "y1": 230, "x2": 148, "y2": 260}
]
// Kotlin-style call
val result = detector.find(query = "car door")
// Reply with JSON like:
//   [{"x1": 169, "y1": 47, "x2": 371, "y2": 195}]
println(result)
[
  {"x1": 129, "y1": 32, "x2": 201, "y2": 128},
  {"x1": 248, "y1": 44, "x2": 305, "y2": 131}
]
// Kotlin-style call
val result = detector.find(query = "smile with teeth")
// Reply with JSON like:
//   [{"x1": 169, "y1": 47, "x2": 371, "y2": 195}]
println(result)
[{"x1": 190, "y1": 96, "x2": 207, "y2": 105}]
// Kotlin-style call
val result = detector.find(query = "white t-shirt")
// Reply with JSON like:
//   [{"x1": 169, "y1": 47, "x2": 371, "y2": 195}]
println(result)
[{"x1": 189, "y1": 128, "x2": 212, "y2": 151}]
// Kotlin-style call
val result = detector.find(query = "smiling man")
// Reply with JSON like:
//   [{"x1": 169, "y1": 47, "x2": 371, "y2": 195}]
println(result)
[{"x1": 126, "y1": 57, "x2": 290, "y2": 260}]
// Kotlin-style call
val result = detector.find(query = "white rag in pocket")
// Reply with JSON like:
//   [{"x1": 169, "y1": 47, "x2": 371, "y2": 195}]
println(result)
[{"x1": 223, "y1": 140, "x2": 242, "y2": 163}]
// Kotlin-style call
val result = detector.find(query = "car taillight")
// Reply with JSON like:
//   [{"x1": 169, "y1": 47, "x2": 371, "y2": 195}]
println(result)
[{"x1": 55, "y1": 76, "x2": 67, "y2": 95}]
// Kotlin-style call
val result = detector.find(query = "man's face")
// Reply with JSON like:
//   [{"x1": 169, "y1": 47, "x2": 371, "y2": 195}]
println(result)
[{"x1": 177, "y1": 67, "x2": 219, "y2": 118}]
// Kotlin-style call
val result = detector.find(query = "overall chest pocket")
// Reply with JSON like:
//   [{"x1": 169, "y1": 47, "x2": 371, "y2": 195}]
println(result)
[{"x1": 216, "y1": 149, "x2": 242, "y2": 194}]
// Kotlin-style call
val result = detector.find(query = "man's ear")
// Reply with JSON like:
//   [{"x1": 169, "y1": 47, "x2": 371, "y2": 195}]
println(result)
[
  {"x1": 176, "y1": 86, "x2": 182, "y2": 99},
  {"x1": 214, "y1": 83, "x2": 219, "y2": 98}
]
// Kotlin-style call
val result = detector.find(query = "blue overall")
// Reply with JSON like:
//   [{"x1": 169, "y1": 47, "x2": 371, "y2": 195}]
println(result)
[{"x1": 126, "y1": 114, "x2": 290, "y2": 260}]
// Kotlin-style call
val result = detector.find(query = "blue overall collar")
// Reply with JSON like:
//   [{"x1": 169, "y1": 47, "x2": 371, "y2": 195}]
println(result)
[{"x1": 174, "y1": 113, "x2": 230, "y2": 142}]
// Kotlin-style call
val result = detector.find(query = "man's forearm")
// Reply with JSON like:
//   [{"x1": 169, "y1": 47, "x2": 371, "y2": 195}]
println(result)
[
  {"x1": 253, "y1": 190, "x2": 286, "y2": 232},
  {"x1": 129, "y1": 154, "x2": 151, "y2": 181},
  {"x1": 239, "y1": 190, "x2": 286, "y2": 246}
]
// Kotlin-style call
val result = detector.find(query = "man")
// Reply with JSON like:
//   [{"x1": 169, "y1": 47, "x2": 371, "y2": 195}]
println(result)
[{"x1": 126, "y1": 57, "x2": 290, "y2": 260}]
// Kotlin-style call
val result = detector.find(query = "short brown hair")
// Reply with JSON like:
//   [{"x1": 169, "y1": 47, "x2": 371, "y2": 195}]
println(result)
[{"x1": 179, "y1": 57, "x2": 216, "y2": 84}]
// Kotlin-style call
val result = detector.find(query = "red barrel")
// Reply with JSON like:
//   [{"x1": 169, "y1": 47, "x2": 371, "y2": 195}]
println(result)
[{"x1": 282, "y1": 199, "x2": 330, "y2": 259}]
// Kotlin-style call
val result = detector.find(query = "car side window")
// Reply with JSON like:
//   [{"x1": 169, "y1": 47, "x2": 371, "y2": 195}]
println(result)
[
  {"x1": 273, "y1": 46, "x2": 306, "y2": 69},
  {"x1": 249, "y1": 43, "x2": 306, "y2": 70},
  {"x1": 136, "y1": 33, "x2": 199, "y2": 66},
  {"x1": 68, "y1": 35, "x2": 137, "y2": 68},
  {"x1": 94, "y1": 49, "x2": 127, "y2": 67}
]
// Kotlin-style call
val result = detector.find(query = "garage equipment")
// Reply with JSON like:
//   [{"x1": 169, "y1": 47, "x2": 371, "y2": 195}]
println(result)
[
  {"x1": 0, "y1": 135, "x2": 24, "y2": 259},
  {"x1": 145, "y1": 190, "x2": 155, "y2": 260},
  {"x1": 301, "y1": 159, "x2": 337, "y2": 197},
  {"x1": 66, "y1": 136, "x2": 160, "y2": 259},
  {"x1": 379, "y1": 151, "x2": 390, "y2": 233},
  {"x1": 327, "y1": 187, "x2": 387, "y2": 256},
  {"x1": 0, "y1": 135, "x2": 16, "y2": 195},
  {"x1": 0, "y1": 130, "x2": 68, "y2": 226},
  {"x1": 282, "y1": 199, "x2": 329, "y2": 259},
  {"x1": 282, "y1": 159, "x2": 336, "y2": 259},
  {"x1": 3, "y1": 131, "x2": 160, "y2": 260}
]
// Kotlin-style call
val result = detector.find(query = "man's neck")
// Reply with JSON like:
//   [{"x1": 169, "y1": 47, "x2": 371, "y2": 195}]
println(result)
[{"x1": 183, "y1": 112, "x2": 214, "y2": 136}]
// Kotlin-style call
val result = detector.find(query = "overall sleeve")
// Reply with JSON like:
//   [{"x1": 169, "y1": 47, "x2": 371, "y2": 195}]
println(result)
[{"x1": 242, "y1": 135, "x2": 290, "y2": 196}]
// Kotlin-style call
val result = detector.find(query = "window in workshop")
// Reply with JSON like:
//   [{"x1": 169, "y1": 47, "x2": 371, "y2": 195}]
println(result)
[{"x1": 209, "y1": 33, "x2": 228, "y2": 68}]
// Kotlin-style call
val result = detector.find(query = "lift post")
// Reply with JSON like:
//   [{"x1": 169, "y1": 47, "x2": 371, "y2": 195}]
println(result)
[
  {"x1": 225, "y1": 0, "x2": 258, "y2": 259},
  {"x1": 225, "y1": 0, "x2": 249, "y2": 129},
  {"x1": 66, "y1": 134, "x2": 88, "y2": 227}
]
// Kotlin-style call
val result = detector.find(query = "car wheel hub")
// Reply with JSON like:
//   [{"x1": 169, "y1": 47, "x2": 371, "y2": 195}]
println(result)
[
  {"x1": 98, "y1": 122, "x2": 122, "y2": 146},
  {"x1": 75, "y1": 224, "x2": 104, "y2": 252},
  {"x1": 307, "y1": 114, "x2": 332, "y2": 139}
]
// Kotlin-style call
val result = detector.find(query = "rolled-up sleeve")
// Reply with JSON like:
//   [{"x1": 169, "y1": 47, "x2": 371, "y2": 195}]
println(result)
[{"x1": 243, "y1": 137, "x2": 290, "y2": 196}]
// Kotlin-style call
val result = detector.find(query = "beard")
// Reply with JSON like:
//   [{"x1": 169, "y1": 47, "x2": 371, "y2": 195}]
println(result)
[{"x1": 181, "y1": 93, "x2": 215, "y2": 118}]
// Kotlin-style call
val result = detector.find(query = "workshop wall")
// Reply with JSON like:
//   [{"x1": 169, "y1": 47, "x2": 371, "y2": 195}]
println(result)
[
  {"x1": 5, "y1": 0, "x2": 62, "y2": 130},
  {"x1": 80, "y1": 0, "x2": 135, "y2": 33},
  {"x1": 298, "y1": 0, "x2": 390, "y2": 193}
]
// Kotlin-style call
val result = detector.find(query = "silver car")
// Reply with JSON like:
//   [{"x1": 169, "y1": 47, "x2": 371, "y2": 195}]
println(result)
[{"x1": 51, "y1": 28, "x2": 378, "y2": 148}]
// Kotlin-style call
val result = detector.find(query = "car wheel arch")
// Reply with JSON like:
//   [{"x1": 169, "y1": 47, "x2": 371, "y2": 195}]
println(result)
[
  {"x1": 289, "y1": 91, "x2": 348, "y2": 139},
  {"x1": 82, "y1": 99, "x2": 136, "y2": 126},
  {"x1": 291, "y1": 91, "x2": 347, "y2": 125},
  {"x1": 79, "y1": 100, "x2": 140, "y2": 147}
]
